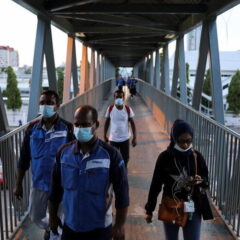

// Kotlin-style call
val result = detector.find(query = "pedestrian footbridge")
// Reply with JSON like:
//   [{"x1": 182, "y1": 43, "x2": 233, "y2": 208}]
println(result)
[
  {"x1": 0, "y1": 0, "x2": 240, "y2": 239},
  {"x1": 1, "y1": 80, "x2": 239, "y2": 239}
]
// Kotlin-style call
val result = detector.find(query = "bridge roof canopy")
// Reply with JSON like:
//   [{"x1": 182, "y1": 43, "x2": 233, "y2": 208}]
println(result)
[{"x1": 14, "y1": 0, "x2": 240, "y2": 67}]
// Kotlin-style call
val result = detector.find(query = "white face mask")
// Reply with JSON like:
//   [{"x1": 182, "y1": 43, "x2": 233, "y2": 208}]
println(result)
[{"x1": 174, "y1": 143, "x2": 193, "y2": 152}]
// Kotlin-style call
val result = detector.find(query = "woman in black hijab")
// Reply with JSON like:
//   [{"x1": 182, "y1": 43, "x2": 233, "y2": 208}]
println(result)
[{"x1": 144, "y1": 119, "x2": 211, "y2": 240}]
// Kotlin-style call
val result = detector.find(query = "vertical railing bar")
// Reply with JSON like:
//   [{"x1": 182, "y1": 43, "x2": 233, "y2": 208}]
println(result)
[
  {"x1": 2, "y1": 140, "x2": 9, "y2": 239},
  {"x1": 0, "y1": 143, "x2": 5, "y2": 240},
  {"x1": 7, "y1": 137, "x2": 14, "y2": 233},
  {"x1": 231, "y1": 138, "x2": 238, "y2": 230},
  {"x1": 226, "y1": 134, "x2": 234, "y2": 223}
]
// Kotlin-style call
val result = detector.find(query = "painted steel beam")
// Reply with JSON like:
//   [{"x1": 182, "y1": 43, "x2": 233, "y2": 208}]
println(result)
[
  {"x1": 192, "y1": 21, "x2": 209, "y2": 110},
  {"x1": 55, "y1": 14, "x2": 177, "y2": 33},
  {"x1": 0, "y1": 88, "x2": 9, "y2": 135},
  {"x1": 154, "y1": 49, "x2": 160, "y2": 89},
  {"x1": 28, "y1": 17, "x2": 46, "y2": 121},
  {"x1": 46, "y1": 0, "x2": 101, "y2": 12},
  {"x1": 161, "y1": 45, "x2": 170, "y2": 94},
  {"x1": 208, "y1": 19, "x2": 224, "y2": 124},
  {"x1": 96, "y1": 52, "x2": 100, "y2": 85},
  {"x1": 171, "y1": 39, "x2": 180, "y2": 98},
  {"x1": 74, "y1": 26, "x2": 171, "y2": 34},
  {"x1": 89, "y1": 34, "x2": 163, "y2": 43},
  {"x1": 63, "y1": 37, "x2": 74, "y2": 102},
  {"x1": 71, "y1": 39, "x2": 79, "y2": 96},
  {"x1": 80, "y1": 44, "x2": 89, "y2": 94},
  {"x1": 55, "y1": 4, "x2": 207, "y2": 14},
  {"x1": 44, "y1": 23, "x2": 57, "y2": 91},
  {"x1": 89, "y1": 49, "x2": 95, "y2": 88},
  {"x1": 149, "y1": 52, "x2": 154, "y2": 86},
  {"x1": 178, "y1": 35, "x2": 188, "y2": 104}
]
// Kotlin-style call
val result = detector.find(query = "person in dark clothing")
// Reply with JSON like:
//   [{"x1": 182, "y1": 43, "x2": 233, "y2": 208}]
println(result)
[
  {"x1": 49, "y1": 105, "x2": 129, "y2": 240},
  {"x1": 127, "y1": 77, "x2": 137, "y2": 98},
  {"x1": 116, "y1": 75, "x2": 125, "y2": 91},
  {"x1": 145, "y1": 119, "x2": 211, "y2": 240},
  {"x1": 14, "y1": 90, "x2": 74, "y2": 240}
]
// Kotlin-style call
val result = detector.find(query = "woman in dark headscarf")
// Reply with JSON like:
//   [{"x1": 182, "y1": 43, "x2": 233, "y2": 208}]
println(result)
[{"x1": 144, "y1": 119, "x2": 212, "y2": 240}]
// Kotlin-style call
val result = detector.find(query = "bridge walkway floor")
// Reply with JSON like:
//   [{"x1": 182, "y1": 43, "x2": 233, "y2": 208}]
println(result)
[{"x1": 14, "y1": 92, "x2": 234, "y2": 240}]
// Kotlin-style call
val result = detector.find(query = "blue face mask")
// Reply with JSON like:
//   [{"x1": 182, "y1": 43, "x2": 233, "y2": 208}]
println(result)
[
  {"x1": 115, "y1": 98, "x2": 123, "y2": 105},
  {"x1": 74, "y1": 127, "x2": 94, "y2": 142},
  {"x1": 39, "y1": 105, "x2": 56, "y2": 118}
]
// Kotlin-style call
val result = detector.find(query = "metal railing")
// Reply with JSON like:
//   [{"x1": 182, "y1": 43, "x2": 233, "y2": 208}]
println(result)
[
  {"x1": 137, "y1": 79, "x2": 240, "y2": 237},
  {"x1": 0, "y1": 79, "x2": 113, "y2": 240}
]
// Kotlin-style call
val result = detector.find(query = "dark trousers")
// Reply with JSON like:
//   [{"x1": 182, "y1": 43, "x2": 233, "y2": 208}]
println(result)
[
  {"x1": 110, "y1": 140, "x2": 129, "y2": 166},
  {"x1": 61, "y1": 224, "x2": 112, "y2": 240},
  {"x1": 163, "y1": 212, "x2": 202, "y2": 240}
]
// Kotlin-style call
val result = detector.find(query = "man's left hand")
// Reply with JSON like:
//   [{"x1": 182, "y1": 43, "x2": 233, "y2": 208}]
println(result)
[
  {"x1": 132, "y1": 137, "x2": 137, "y2": 147},
  {"x1": 111, "y1": 224, "x2": 125, "y2": 240}
]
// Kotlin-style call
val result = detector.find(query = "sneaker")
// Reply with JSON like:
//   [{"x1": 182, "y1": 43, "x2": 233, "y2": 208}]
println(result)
[{"x1": 44, "y1": 230, "x2": 50, "y2": 240}]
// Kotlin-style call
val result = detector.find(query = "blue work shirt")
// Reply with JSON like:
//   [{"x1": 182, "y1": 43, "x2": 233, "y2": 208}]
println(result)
[
  {"x1": 49, "y1": 138, "x2": 129, "y2": 233},
  {"x1": 18, "y1": 116, "x2": 74, "y2": 191}
]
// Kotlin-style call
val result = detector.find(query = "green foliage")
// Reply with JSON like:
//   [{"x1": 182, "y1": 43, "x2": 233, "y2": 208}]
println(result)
[
  {"x1": 115, "y1": 67, "x2": 120, "y2": 77},
  {"x1": 202, "y1": 69, "x2": 212, "y2": 108},
  {"x1": 57, "y1": 67, "x2": 64, "y2": 104},
  {"x1": 5, "y1": 66, "x2": 22, "y2": 110},
  {"x1": 176, "y1": 63, "x2": 192, "y2": 103},
  {"x1": 186, "y1": 63, "x2": 190, "y2": 84},
  {"x1": 203, "y1": 69, "x2": 211, "y2": 95},
  {"x1": 227, "y1": 70, "x2": 240, "y2": 114},
  {"x1": 24, "y1": 68, "x2": 32, "y2": 74}
]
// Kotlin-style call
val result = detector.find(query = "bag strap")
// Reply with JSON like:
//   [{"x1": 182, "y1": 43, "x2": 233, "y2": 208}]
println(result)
[
  {"x1": 109, "y1": 104, "x2": 130, "y2": 118},
  {"x1": 192, "y1": 150, "x2": 198, "y2": 175},
  {"x1": 125, "y1": 105, "x2": 130, "y2": 117},
  {"x1": 109, "y1": 105, "x2": 114, "y2": 115}
]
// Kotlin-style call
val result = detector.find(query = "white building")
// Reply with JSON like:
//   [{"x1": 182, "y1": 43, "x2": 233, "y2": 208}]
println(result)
[{"x1": 0, "y1": 46, "x2": 19, "y2": 68}]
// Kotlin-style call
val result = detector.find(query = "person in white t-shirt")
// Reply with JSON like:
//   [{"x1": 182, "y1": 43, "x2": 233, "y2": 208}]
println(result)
[{"x1": 104, "y1": 90, "x2": 137, "y2": 167}]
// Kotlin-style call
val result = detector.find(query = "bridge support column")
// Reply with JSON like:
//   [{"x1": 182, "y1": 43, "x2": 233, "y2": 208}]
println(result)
[
  {"x1": 192, "y1": 19, "x2": 224, "y2": 124},
  {"x1": 161, "y1": 44, "x2": 170, "y2": 94},
  {"x1": 133, "y1": 64, "x2": 139, "y2": 78},
  {"x1": 44, "y1": 23, "x2": 57, "y2": 92},
  {"x1": 0, "y1": 88, "x2": 9, "y2": 136},
  {"x1": 171, "y1": 39, "x2": 180, "y2": 98},
  {"x1": 63, "y1": 36, "x2": 78, "y2": 103},
  {"x1": 28, "y1": 17, "x2": 57, "y2": 121},
  {"x1": 96, "y1": 52, "x2": 100, "y2": 85},
  {"x1": 143, "y1": 57, "x2": 147, "y2": 81},
  {"x1": 89, "y1": 49, "x2": 95, "y2": 88},
  {"x1": 208, "y1": 20, "x2": 224, "y2": 124},
  {"x1": 149, "y1": 52, "x2": 154, "y2": 86},
  {"x1": 100, "y1": 55, "x2": 103, "y2": 83},
  {"x1": 154, "y1": 49, "x2": 160, "y2": 89},
  {"x1": 178, "y1": 35, "x2": 188, "y2": 104},
  {"x1": 192, "y1": 21, "x2": 209, "y2": 111},
  {"x1": 80, "y1": 44, "x2": 89, "y2": 94}
]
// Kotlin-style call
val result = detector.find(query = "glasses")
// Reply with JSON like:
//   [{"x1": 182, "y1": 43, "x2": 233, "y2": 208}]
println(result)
[{"x1": 177, "y1": 139, "x2": 192, "y2": 145}]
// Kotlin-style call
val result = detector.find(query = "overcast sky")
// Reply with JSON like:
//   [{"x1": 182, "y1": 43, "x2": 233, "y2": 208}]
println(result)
[{"x1": 0, "y1": 0, "x2": 240, "y2": 67}]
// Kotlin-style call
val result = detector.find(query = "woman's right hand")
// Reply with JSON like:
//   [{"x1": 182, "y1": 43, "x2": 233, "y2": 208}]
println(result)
[{"x1": 144, "y1": 214, "x2": 153, "y2": 223}]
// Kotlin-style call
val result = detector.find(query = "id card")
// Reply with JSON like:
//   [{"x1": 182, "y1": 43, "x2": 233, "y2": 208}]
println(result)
[{"x1": 184, "y1": 200, "x2": 195, "y2": 213}]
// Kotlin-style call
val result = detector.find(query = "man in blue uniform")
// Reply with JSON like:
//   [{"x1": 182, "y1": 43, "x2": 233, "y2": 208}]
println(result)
[
  {"x1": 49, "y1": 105, "x2": 129, "y2": 240},
  {"x1": 14, "y1": 90, "x2": 74, "y2": 240}
]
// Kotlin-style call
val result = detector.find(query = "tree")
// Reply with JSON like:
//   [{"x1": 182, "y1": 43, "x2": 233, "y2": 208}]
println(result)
[
  {"x1": 115, "y1": 67, "x2": 120, "y2": 78},
  {"x1": 227, "y1": 70, "x2": 240, "y2": 114},
  {"x1": 5, "y1": 66, "x2": 22, "y2": 110},
  {"x1": 203, "y1": 69, "x2": 211, "y2": 95},
  {"x1": 202, "y1": 69, "x2": 212, "y2": 108},
  {"x1": 57, "y1": 67, "x2": 64, "y2": 104},
  {"x1": 177, "y1": 63, "x2": 192, "y2": 103},
  {"x1": 186, "y1": 62, "x2": 190, "y2": 84}
]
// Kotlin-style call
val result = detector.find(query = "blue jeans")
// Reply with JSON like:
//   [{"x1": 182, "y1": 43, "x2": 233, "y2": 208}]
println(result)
[{"x1": 163, "y1": 212, "x2": 201, "y2": 240}]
